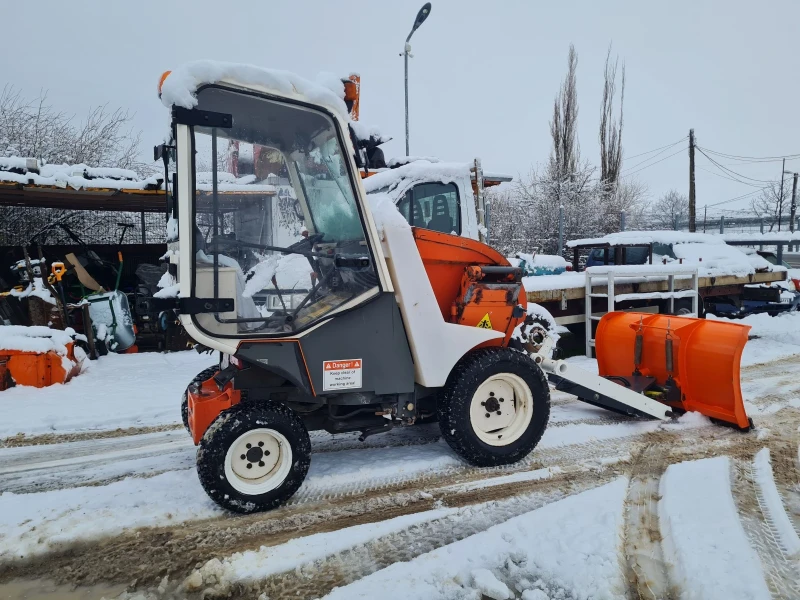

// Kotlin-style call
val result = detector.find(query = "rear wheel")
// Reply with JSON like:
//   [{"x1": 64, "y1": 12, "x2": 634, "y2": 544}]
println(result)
[
  {"x1": 196, "y1": 402, "x2": 311, "y2": 513},
  {"x1": 438, "y1": 348, "x2": 550, "y2": 467},
  {"x1": 181, "y1": 365, "x2": 218, "y2": 432}
]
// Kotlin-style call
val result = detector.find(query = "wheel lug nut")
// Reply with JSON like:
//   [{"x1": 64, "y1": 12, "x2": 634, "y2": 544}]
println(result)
[
  {"x1": 481, "y1": 401, "x2": 486, "y2": 406},
  {"x1": 240, "y1": 454, "x2": 246, "y2": 460},
  {"x1": 500, "y1": 398, "x2": 504, "y2": 402},
  {"x1": 258, "y1": 461, "x2": 265, "y2": 467},
  {"x1": 265, "y1": 450, "x2": 271, "y2": 456},
  {"x1": 246, "y1": 463, "x2": 252, "y2": 469},
  {"x1": 485, "y1": 413, "x2": 490, "y2": 418},
  {"x1": 489, "y1": 392, "x2": 495, "y2": 396},
  {"x1": 246, "y1": 443, "x2": 251, "y2": 449},
  {"x1": 258, "y1": 441, "x2": 264, "y2": 447},
  {"x1": 497, "y1": 410, "x2": 502, "y2": 415}
]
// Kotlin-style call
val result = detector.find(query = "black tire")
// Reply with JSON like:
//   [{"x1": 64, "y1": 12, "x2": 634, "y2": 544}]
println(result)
[
  {"x1": 181, "y1": 365, "x2": 218, "y2": 433},
  {"x1": 437, "y1": 347, "x2": 550, "y2": 467},
  {"x1": 196, "y1": 402, "x2": 311, "y2": 513}
]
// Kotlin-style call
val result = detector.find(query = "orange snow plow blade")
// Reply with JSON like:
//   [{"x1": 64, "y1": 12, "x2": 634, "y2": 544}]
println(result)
[{"x1": 595, "y1": 312, "x2": 752, "y2": 430}]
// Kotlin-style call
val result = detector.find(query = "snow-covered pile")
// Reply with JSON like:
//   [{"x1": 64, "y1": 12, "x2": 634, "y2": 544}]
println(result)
[
  {"x1": 667, "y1": 242, "x2": 775, "y2": 277},
  {"x1": 566, "y1": 230, "x2": 778, "y2": 278},
  {"x1": 0, "y1": 158, "x2": 161, "y2": 191},
  {"x1": 8, "y1": 277, "x2": 57, "y2": 305},
  {"x1": 708, "y1": 310, "x2": 800, "y2": 366},
  {"x1": 510, "y1": 253, "x2": 569, "y2": 276},
  {"x1": 0, "y1": 326, "x2": 77, "y2": 355}
]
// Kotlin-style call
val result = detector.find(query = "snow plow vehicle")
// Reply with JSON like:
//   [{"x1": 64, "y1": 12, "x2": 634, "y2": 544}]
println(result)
[{"x1": 156, "y1": 62, "x2": 753, "y2": 513}]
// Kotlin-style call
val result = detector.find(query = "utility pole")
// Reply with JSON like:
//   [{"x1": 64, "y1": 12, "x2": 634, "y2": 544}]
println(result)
[
  {"x1": 790, "y1": 172, "x2": 798, "y2": 245},
  {"x1": 778, "y1": 158, "x2": 786, "y2": 230},
  {"x1": 688, "y1": 129, "x2": 696, "y2": 232},
  {"x1": 703, "y1": 206, "x2": 707, "y2": 233}
]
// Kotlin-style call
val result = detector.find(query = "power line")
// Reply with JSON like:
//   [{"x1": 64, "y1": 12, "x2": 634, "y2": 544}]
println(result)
[
  {"x1": 624, "y1": 136, "x2": 688, "y2": 161},
  {"x1": 696, "y1": 147, "x2": 780, "y2": 184},
  {"x1": 696, "y1": 166, "x2": 768, "y2": 188},
  {"x1": 622, "y1": 141, "x2": 687, "y2": 174},
  {"x1": 703, "y1": 185, "x2": 772, "y2": 208},
  {"x1": 699, "y1": 146, "x2": 800, "y2": 162},
  {"x1": 621, "y1": 147, "x2": 686, "y2": 178}
]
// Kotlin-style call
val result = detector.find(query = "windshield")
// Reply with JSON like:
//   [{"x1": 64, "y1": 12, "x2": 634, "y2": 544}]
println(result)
[{"x1": 190, "y1": 86, "x2": 378, "y2": 337}]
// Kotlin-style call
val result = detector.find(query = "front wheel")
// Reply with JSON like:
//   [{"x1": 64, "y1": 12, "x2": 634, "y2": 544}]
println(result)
[
  {"x1": 438, "y1": 347, "x2": 550, "y2": 467},
  {"x1": 196, "y1": 402, "x2": 311, "y2": 513}
]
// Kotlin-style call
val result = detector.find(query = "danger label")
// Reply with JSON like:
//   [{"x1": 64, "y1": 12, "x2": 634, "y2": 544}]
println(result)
[
  {"x1": 476, "y1": 313, "x2": 493, "y2": 329},
  {"x1": 323, "y1": 359, "x2": 363, "y2": 391}
]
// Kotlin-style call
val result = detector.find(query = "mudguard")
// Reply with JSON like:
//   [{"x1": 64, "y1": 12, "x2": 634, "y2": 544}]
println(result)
[{"x1": 595, "y1": 312, "x2": 751, "y2": 430}]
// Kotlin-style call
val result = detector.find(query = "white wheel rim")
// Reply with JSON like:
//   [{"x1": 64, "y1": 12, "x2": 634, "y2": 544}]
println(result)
[
  {"x1": 224, "y1": 428, "x2": 293, "y2": 495},
  {"x1": 469, "y1": 373, "x2": 534, "y2": 447}
]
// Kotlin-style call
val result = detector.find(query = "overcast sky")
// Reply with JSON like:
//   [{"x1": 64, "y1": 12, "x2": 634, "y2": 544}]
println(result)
[{"x1": 3, "y1": 0, "x2": 799, "y2": 218}]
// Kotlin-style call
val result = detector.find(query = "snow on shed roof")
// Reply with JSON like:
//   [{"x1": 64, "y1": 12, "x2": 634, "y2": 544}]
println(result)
[
  {"x1": 721, "y1": 231, "x2": 800, "y2": 243},
  {"x1": 567, "y1": 230, "x2": 726, "y2": 248}
]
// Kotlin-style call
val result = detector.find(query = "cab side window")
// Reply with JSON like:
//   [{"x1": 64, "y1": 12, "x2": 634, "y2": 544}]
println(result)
[{"x1": 396, "y1": 182, "x2": 460, "y2": 234}]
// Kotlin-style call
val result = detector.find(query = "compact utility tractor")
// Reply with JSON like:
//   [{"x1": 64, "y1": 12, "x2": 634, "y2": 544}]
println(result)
[{"x1": 156, "y1": 63, "x2": 752, "y2": 513}]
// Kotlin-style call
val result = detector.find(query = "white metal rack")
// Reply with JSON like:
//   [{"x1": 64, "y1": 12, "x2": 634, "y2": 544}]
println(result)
[{"x1": 584, "y1": 265, "x2": 700, "y2": 357}]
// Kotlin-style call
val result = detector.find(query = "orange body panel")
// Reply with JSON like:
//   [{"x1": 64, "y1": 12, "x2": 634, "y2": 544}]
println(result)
[
  {"x1": 187, "y1": 375, "x2": 241, "y2": 444},
  {"x1": 595, "y1": 312, "x2": 751, "y2": 429},
  {"x1": 412, "y1": 227, "x2": 527, "y2": 342},
  {"x1": 0, "y1": 342, "x2": 79, "y2": 389}
]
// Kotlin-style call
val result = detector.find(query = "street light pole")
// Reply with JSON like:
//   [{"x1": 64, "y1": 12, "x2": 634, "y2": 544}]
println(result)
[{"x1": 402, "y1": 3, "x2": 431, "y2": 156}]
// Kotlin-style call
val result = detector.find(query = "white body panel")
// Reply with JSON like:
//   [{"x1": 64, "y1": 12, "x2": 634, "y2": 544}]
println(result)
[{"x1": 381, "y1": 225, "x2": 503, "y2": 387}]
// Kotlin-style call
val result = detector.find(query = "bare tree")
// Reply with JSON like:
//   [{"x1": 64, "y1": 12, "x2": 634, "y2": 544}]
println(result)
[
  {"x1": 750, "y1": 183, "x2": 786, "y2": 231},
  {"x1": 0, "y1": 85, "x2": 142, "y2": 169},
  {"x1": 651, "y1": 189, "x2": 689, "y2": 230},
  {"x1": 599, "y1": 45, "x2": 625, "y2": 193},
  {"x1": 549, "y1": 45, "x2": 580, "y2": 183}
]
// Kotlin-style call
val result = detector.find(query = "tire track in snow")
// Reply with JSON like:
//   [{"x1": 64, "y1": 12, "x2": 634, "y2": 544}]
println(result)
[
  {"x1": 622, "y1": 443, "x2": 676, "y2": 600},
  {"x1": 731, "y1": 457, "x2": 800, "y2": 599},
  {"x1": 212, "y1": 482, "x2": 610, "y2": 600}
]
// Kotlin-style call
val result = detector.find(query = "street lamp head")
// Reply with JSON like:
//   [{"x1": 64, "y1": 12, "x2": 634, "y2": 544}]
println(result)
[{"x1": 406, "y1": 2, "x2": 432, "y2": 42}]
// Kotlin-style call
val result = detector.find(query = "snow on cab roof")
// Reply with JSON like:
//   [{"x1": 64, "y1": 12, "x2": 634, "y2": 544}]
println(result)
[
  {"x1": 567, "y1": 230, "x2": 726, "y2": 248},
  {"x1": 160, "y1": 60, "x2": 350, "y2": 120},
  {"x1": 363, "y1": 159, "x2": 484, "y2": 194}
]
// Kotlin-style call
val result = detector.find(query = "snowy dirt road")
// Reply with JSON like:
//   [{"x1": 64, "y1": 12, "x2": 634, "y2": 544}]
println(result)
[{"x1": 1, "y1": 340, "x2": 800, "y2": 599}]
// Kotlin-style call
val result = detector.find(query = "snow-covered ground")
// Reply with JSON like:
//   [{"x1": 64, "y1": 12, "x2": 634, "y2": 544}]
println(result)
[
  {"x1": 0, "y1": 351, "x2": 212, "y2": 440},
  {"x1": 1, "y1": 312, "x2": 799, "y2": 599}
]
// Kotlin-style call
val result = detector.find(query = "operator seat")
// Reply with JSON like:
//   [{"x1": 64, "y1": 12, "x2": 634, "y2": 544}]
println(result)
[{"x1": 427, "y1": 194, "x2": 454, "y2": 234}]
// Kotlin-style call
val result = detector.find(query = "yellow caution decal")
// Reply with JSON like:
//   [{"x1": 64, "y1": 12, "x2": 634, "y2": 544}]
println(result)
[{"x1": 476, "y1": 313, "x2": 493, "y2": 329}]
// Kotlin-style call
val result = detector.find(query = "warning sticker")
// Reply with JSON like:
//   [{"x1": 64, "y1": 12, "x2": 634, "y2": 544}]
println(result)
[
  {"x1": 323, "y1": 359, "x2": 363, "y2": 391},
  {"x1": 476, "y1": 313, "x2": 493, "y2": 329}
]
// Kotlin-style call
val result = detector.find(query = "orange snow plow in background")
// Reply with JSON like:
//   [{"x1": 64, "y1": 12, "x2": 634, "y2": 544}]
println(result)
[{"x1": 595, "y1": 312, "x2": 752, "y2": 430}]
